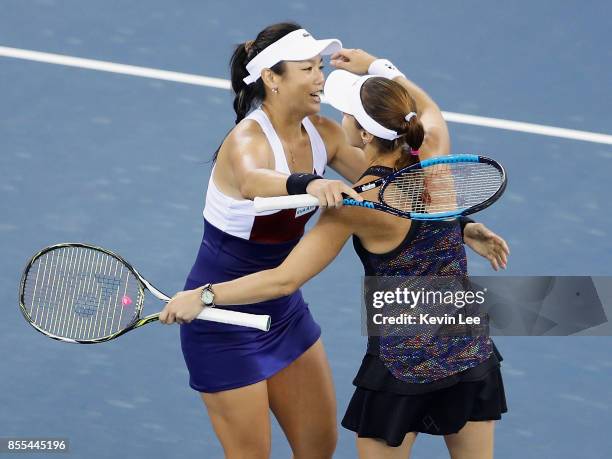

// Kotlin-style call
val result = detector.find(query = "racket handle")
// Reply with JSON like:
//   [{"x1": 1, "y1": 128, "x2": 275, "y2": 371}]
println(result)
[
  {"x1": 254, "y1": 195, "x2": 319, "y2": 212},
  {"x1": 196, "y1": 307, "x2": 271, "y2": 332}
]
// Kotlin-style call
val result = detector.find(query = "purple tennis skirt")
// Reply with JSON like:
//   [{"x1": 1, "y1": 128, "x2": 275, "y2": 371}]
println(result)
[{"x1": 180, "y1": 220, "x2": 321, "y2": 393}]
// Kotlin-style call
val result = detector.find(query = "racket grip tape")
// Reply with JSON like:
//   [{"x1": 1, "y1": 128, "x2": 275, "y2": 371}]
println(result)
[{"x1": 196, "y1": 307, "x2": 271, "y2": 331}]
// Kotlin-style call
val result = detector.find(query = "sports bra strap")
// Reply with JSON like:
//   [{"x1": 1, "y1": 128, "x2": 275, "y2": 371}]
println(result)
[{"x1": 359, "y1": 165, "x2": 394, "y2": 180}]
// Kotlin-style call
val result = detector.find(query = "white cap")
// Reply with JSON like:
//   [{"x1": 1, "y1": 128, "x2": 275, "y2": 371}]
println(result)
[
  {"x1": 243, "y1": 29, "x2": 342, "y2": 85},
  {"x1": 324, "y1": 69, "x2": 402, "y2": 141}
]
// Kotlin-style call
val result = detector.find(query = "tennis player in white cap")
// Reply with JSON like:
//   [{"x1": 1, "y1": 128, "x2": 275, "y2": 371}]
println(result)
[{"x1": 167, "y1": 22, "x2": 369, "y2": 459}]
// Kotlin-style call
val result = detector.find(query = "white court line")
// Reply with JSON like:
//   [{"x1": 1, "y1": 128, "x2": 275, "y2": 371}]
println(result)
[
  {"x1": 442, "y1": 112, "x2": 612, "y2": 145},
  {"x1": 1, "y1": 45, "x2": 611, "y2": 145},
  {"x1": 0, "y1": 45, "x2": 231, "y2": 89}
]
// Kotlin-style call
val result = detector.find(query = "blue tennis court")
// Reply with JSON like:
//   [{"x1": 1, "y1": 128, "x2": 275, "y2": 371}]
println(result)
[{"x1": 1, "y1": 1, "x2": 611, "y2": 457}]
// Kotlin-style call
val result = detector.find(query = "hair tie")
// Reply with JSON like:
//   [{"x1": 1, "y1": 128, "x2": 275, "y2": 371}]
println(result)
[
  {"x1": 410, "y1": 149, "x2": 420, "y2": 156},
  {"x1": 405, "y1": 112, "x2": 417, "y2": 122},
  {"x1": 244, "y1": 40, "x2": 256, "y2": 53}
]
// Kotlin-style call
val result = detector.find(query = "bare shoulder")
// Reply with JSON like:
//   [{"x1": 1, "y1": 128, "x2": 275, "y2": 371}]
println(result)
[
  {"x1": 219, "y1": 119, "x2": 273, "y2": 166},
  {"x1": 319, "y1": 173, "x2": 381, "y2": 230},
  {"x1": 318, "y1": 205, "x2": 360, "y2": 231},
  {"x1": 307, "y1": 114, "x2": 347, "y2": 159},
  {"x1": 224, "y1": 119, "x2": 267, "y2": 151},
  {"x1": 307, "y1": 114, "x2": 344, "y2": 139}
]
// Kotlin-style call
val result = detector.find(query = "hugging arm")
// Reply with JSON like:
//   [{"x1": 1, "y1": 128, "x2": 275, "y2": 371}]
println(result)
[
  {"x1": 326, "y1": 121, "x2": 370, "y2": 182},
  {"x1": 330, "y1": 48, "x2": 450, "y2": 158},
  {"x1": 212, "y1": 210, "x2": 352, "y2": 305},
  {"x1": 159, "y1": 211, "x2": 352, "y2": 323},
  {"x1": 226, "y1": 123, "x2": 362, "y2": 203}
]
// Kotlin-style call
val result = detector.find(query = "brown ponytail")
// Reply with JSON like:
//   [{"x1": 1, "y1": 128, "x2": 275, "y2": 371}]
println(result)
[{"x1": 356, "y1": 77, "x2": 425, "y2": 169}]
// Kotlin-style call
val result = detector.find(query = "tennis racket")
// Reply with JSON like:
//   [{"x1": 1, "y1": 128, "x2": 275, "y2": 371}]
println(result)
[
  {"x1": 255, "y1": 154, "x2": 506, "y2": 220},
  {"x1": 19, "y1": 243, "x2": 271, "y2": 344}
]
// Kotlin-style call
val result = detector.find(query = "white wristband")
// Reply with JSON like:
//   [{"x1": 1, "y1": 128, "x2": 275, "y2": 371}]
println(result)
[{"x1": 368, "y1": 59, "x2": 405, "y2": 80}]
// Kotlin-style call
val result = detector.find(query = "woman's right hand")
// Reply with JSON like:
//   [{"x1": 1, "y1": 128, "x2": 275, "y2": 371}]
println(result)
[
  {"x1": 159, "y1": 288, "x2": 205, "y2": 325},
  {"x1": 306, "y1": 178, "x2": 363, "y2": 208},
  {"x1": 329, "y1": 48, "x2": 378, "y2": 75}
]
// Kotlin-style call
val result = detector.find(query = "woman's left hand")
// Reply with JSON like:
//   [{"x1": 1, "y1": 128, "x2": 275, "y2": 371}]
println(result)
[
  {"x1": 330, "y1": 48, "x2": 377, "y2": 75},
  {"x1": 464, "y1": 223, "x2": 509, "y2": 271},
  {"x1": 159, "y1": 288, "x2": 205, "y2": 324}
]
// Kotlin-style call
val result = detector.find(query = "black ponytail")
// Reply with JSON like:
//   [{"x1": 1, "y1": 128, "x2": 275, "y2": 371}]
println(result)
[
  {"x1": 212, "y1": 22, "x2": 302, "y2": 162},
  {"x1": 229, "y1": 42, "x2": 265, "y2": 125}
]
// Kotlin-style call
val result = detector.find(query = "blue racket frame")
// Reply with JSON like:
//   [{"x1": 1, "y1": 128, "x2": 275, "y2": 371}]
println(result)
[{"x1": 342, "y1": 154, "x2": 507, "y2": 220}]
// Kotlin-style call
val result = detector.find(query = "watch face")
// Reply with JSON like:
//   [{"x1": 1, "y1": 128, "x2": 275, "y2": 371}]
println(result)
[{"x1": 202, "y1": 289, "x2": 214, "y2": 305}]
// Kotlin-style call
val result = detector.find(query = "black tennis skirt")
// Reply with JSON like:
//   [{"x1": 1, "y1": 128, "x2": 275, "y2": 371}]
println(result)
[{"x1": 341, "y1": 347, "x2": 507, "y2": 447}]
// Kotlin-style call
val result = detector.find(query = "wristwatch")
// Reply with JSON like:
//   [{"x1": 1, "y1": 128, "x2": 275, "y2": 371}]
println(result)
[{"x1": 200, "y1": 283, "x2": 216, "y2": 307}]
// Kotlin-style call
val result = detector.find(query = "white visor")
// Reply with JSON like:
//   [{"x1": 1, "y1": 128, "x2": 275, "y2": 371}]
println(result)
[
  {"x1": 324, "y1": 69, "x2": 401, "y2": 141},
  {"x1": 243, "y1": 29, "x2": 342, "y2": 85}
]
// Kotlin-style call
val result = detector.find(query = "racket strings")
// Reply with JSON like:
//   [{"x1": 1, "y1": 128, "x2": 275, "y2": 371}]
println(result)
[
  {"x1": 21, "y1": 247, "x2": 142, "y2": 340},
  {"x1": 382, "y1": 163, "x2": 503, "y2": 213}
]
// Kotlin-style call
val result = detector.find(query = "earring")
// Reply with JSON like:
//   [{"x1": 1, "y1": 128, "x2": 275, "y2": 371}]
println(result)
[{"x1": 272, "y1": 87, "x2": 278, "y2": 94}]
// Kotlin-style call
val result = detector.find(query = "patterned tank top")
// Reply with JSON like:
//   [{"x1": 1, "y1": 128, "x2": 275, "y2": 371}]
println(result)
[{"x1": 353, "y1": 166, "x2": 493, "y2": 383}]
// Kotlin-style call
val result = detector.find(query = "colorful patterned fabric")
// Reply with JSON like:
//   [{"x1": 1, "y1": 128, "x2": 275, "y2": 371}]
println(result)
[{"x1": 353, "y1": 166, "x2": 492, "y2": 383}]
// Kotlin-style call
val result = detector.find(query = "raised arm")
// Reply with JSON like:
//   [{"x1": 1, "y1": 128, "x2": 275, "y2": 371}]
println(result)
[
  {"x1": 329, "y1": 48, "x2": 509, "y2": 267},
  {"x1": 330, "y1": 48, "x2": 450, "y2": 158},
  {"x1": 391, "y1": 74, "x2": 450, "y2": 157},
  {"x1": 316, "y1": 116, "x2": 370, "y2": 182},
  {"x1": 159, "y1": 210, "x2": 353, "y2": 323}
]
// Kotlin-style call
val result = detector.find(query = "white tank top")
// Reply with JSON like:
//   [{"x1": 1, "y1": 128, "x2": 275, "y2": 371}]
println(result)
[{"x1": 203, "y1": 108, "x2": 328, "y2": 242}]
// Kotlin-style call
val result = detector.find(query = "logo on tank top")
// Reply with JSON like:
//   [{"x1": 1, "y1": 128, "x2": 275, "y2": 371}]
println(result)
[{"x1": 295, "y1": 206, "x2": 316, "y2": 218}]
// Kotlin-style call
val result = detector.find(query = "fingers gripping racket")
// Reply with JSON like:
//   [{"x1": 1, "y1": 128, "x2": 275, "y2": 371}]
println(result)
[
  {"x1": 255, "y1": 154, "x2": 506, "y2": 220},
  {"x1": 19, "y1": 243, "x2": 271, "y2": 344}
]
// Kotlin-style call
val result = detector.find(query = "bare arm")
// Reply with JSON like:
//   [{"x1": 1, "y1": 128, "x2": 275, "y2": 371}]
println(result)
[
  {"x1": 159, "y1": 210, "x2": 353, "y2": 323},
  {"x1": 318, "y1": 117, "x2": 369, "y2": 182},
  {"x1": 224, "y1": 125, "x2": 290, "y2": 199},
  {"x1": 329, "y1": 48, "x2": 510, "y2": 268},
  {"x1": 213, "y1": 210, "x2": 352, "y2": 304},
  {"x1": 222, "y1": 120, "x2": 363, "y2": 203},
  {"x1": 392, "y1": 75, "x2": 450, "y2": 157},
  {"x1": 330, "y1": 49, "x2": 450, "y2": 158}
]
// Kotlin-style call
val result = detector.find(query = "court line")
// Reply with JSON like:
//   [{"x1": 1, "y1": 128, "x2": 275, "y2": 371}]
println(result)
[
  {"x1": 0, "y1": 45, "x2": 230, "y2": 89},
  {"x1": 2, "y1": 45, "x2": 611, "y2": 145},
  {"x1": 441, "y1": 112, "x2": 612, "y2": 145}
]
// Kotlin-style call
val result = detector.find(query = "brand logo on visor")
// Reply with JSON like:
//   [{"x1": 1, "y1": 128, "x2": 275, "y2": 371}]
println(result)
[{"x1": 303, "y1": 32, "x2": 311, "y2": 37}]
